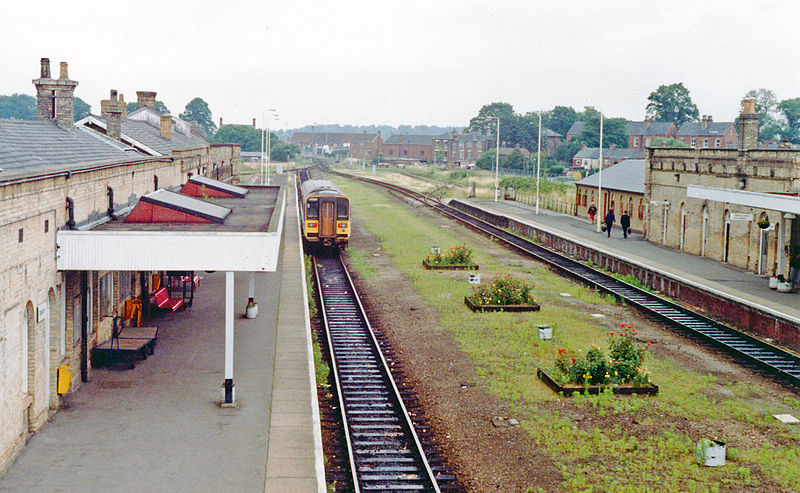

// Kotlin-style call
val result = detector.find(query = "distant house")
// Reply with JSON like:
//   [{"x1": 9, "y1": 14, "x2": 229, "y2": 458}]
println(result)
[
  {"x1": 290, "y1": 131, "x2": 364, "y2": 154},
  {"x1": 625, "y1": 120, "x2": 677, "y2": 149},
  {"x1": 574, "y1": 159, "x2": 645, "y2": 231},
  {"x1": 675, "y1": 115, "x2": 737, "y2": 149},
  {"x1": 572, "y1": 146, "x2": 645, "y2": 170},
  {"x1": 349, "y1": 131, "x2": 383, "y2": 160},
  {"x1": 432, "y1": 131, "x2": 493, "y2": 168},
  {"x1": 565, "y1": 121, "x2": 586, "y2": 141},
  {"x1": 382, "y1": 134, "x2": 433, "y2": 162},
  {"x1": 541, "y1": 128, "x2": 562, "y2": 156}
]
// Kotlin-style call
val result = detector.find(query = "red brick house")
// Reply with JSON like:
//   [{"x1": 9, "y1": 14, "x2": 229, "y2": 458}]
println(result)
[
  {"x1": 625, "y1": 119, "x2": 677, "y2": 149},
  {"x1": 382, "y1": 134, "x2": 433, "y2": 162},
  {"x1": 676, "y1": 116, "x2": 737, "y2": 149},
  {"x1": 432, "y1": 131, "x2": 493, "y2": 168},
  {"x1": 349, "y1": 131, "x2": 382, "y2": 160}
]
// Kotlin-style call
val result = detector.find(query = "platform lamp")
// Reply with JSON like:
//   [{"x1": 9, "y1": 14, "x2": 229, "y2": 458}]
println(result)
[{"x1": 596, "y1": 112, "x2": 604, "y2": 233}]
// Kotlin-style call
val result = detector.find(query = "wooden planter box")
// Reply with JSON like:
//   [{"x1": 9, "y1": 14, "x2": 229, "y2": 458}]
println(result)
[
  {"x1": 537, "y1": 368, "x2": 659, "y2": 396},
  {"x1": 422, "y1": 260, "x2": 479, "y2": 270},
  {"x1": 464, "y1": 296, "x2": 540, "y2": 313}
]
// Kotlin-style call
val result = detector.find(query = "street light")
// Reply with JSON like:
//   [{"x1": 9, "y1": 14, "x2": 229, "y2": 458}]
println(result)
[
  {"x1": 482, "y1": 116, "x2": 501, "y2": 201},
  {"x1": 596, "y1": 112, "x2": 604, "y2": 233}
]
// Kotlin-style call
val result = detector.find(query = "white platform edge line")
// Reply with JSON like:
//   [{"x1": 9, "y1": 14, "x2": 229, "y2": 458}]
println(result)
[
  {"x1": 294, "y1": 174, "x2": 327, "y2": 493},
  {"x1": 460, "y1": 199, "x2": 800, "y2": 326}
]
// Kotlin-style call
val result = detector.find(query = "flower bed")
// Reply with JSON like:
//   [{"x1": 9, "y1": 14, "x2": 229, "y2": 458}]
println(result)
[
  {"x1": 424, "y1": 244, "x2": 478, "y2": 270},
  {"x1": 539, "y1": 324, "x2": 657, "y2": 395},
  {"x1": 464, "y1": 274, "x2": 540, "y2": 312}
]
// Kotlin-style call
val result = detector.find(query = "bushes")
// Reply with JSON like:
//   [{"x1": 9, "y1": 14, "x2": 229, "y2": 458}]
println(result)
[
  {"x1": 425, "y1": 244, "x2": 474, "y2": 266},
  {"x1": 466, "y1": 274, "x2": 535, "y2": 306},
  {"x1": 553, "y1": 324, "x2": 650, "y2": 386}
]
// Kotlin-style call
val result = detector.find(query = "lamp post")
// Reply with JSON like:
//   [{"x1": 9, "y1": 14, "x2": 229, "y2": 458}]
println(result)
[
  {"x1": 596, "y1": 112, "x2": 604, "y2": 232},
  {"x1": 483, "y1": 116, "x2": 500, "y2": 201},
  {"x1": 536, "y1": 112, "x2": 542, "y2": 214}
]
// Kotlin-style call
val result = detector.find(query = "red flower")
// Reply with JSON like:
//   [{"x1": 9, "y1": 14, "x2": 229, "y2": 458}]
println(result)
[
  {"x1": 620, "y1": 323, "x2": 625, "y2": 328},
  {"x1": 647, "y1": 341, "x2": 652, "y2": 346},
  {"x1": 609, "y1": 332, "x2": 614, "y2": 336},
  {"x1": 627, "y1": 324, "x2": 632, "y2": 329},
  {"x1": 557, "y1": 349, "x2": 565, "y2": 354}
]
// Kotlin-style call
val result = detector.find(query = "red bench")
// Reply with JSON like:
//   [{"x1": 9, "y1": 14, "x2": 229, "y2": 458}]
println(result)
[{"x1": 153, "y1": 287, "x2": 183, "y2": 319}]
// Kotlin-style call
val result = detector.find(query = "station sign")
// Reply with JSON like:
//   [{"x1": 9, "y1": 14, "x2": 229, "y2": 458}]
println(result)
[{"x1": 729, "y1": 213, "x2": 753, "y2": 221}]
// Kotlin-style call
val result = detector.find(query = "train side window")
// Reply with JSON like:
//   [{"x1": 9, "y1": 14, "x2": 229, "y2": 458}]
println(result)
[
  {"x1": 336, "y1": 198, "x2": 349, "y2": 219},
  {"x1": 307, "y1": 198, "x2": 319, "y2": 219}
]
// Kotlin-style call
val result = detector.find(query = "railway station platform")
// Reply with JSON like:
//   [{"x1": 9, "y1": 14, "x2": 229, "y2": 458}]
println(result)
[
  {"x1": 0, "y1": 174, "x2": 325, "y2": 492},
  {"x1": 457, "y1": 198, "x2": 800, "y2": 347}
]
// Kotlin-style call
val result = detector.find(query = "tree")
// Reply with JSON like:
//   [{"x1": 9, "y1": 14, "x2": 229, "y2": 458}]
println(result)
[
  {"x1": 126, "y1": 100, "x2": 170, "y2": 115},
  {"x1": 0, "y1": 93, "x2": 37, "y2": 119},
  {"x1": 467, "y1": 102, "x2": 515, "y2": 140},
  {"x1": 646, "y1": 83, "x2": 699, "y2": 128},
  {"x1": 778, "y1": 97, "x2": 800, "y2": 143},
  {"x1": 545, "y1": 106, "x2": 578, "y2": 137},
  {"x1": 578, "y1": 115, "x2": 628, "y2": 148},
  {"x1": 555, "y1": 138, "x2": 583, "y2": 165},
  {"x1": 74, "y1": 97, "x2": 91, "y2": 121},
  {"x1": 211, "y1": 124, "x2": 262, "y2": 152},
  {"x1": 270, "y1": 141, "x2": 300, "y2": 162},
  {"x1": 181, "y1": 97, "x2": 216, "y2": 137}
]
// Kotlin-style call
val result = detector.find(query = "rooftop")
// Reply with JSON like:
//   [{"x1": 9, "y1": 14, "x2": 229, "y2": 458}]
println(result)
[{"x1": 576, "y1": 159, "x2": 645, "y2": 194}]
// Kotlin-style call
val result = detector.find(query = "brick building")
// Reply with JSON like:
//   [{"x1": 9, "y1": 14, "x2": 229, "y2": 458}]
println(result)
[
  {"x1": 432, "y1": 130, "x2": 493, "y2": 168},
  {"x1": 626, "y1": 120, "x2": 677, "y2": 149},
  {"x1": 348, "y1": 131, "x2": 382, "y2": 160},
  {"x1": 0, "y1": 59, "x2": 240, "y2": 473},
  {"x1": 381, "y1": 134, "x2": 433, "y2": 163},
  {"x1": 565, "y1": 121, "x2": 586, "y2": 141},
  {"x1": 574, "y1": 159, "x2": 646, "y2": 231},
  {"x1": 675, "y1": 116, "x2": 737, "y2": 149},
  {"x1": 645, "y1": 99, "x2": 799, "y2": 277}
]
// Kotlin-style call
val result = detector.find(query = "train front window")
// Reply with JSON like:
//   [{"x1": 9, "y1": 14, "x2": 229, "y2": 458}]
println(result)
[
  {"x1": 336, "y1": 198, "x2": 349, "y2": 219},
  {"x1": 307, "y1": 198, "x2": 319, "y2": 219}
]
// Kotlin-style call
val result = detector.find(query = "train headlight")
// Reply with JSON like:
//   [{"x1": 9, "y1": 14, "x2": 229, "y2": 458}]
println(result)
[
  {"x1": 338, "y1": 222, "x2": 348, "y2": 228},
  {"x1": 308, "y1": 221, "x2": 317, "y2": 228}
]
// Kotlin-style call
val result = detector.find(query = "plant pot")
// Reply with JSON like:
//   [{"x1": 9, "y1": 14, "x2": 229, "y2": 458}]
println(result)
[
  {"x1": 696, "y1": 438, "x2": 726, "y2": 467},
  {"x1": 537, "y1": 325, "x2": 552, "y2": 340},
  {"x1": 777, "y1": 281, "x2": 792, "y2": 293},
  {"x1": 246, "y1": 303, "x2": 258, "y2": 318},
  {"x1": 769, "y1": 276, "x2": 779, "y2": 289}
]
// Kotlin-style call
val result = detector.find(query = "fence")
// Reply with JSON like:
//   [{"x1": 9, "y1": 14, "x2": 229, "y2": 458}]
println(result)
[{"x1": 512, "y1": 191, "x2": 576, "y2": 216}]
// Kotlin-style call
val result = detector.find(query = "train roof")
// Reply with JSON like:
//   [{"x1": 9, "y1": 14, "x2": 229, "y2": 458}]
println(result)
[{"x1": 301, "y1": 179, "x2": 345, "y2": 198}]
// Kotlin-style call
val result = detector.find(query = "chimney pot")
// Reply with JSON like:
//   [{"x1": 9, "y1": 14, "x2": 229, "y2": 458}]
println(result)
[
  {"x1": 110, "y1": 89, "x2": 118, "y2": 102},
  {"x1": 136, "y1": 91, "x2": 157, "y2": 110},
  {"x1": 252, "y1": 118, "x2": 256, "y2": 128},
  {"x1": 40, "y1": 58, "x2": 51, "y2": 78},
  {"x1": 219, "y1": 117, "x2": 223, "y2": 127},
  {"x1": 743, "y1": 98, "x2": 756, "y2": 114},
  {"x1": 59, "y1": 62, "x2": 69, "y2": 79}
]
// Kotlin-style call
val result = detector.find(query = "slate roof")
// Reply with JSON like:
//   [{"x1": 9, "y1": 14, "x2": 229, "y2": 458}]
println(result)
[
  {"x1": 676, "y1": 121, "x2": 734, "y2": 136},
  {"x1": 573, "y1": 147, "x2": 645, "y2": 160},
  {"x1": 566, "y1": 121, "x2": 586, "y2": 136},
  {"x1": 575, "y1": 159, "x2": 645, "y2": 194},
  {"x1": 542, "y1": 128, "x2": 562, "y2": 138},
  {"x1": 91, "y1": 107, "x2": 208, "y2": 155},
  {"x1": 0, "y1": 118, "x2": 138, "y2": 180},
  {"x1": 626, "y1": 121, "x2": 674, "y2": 136},
  {"x1": 384, "y1": 134, "x2": 433, "y2": 145}
]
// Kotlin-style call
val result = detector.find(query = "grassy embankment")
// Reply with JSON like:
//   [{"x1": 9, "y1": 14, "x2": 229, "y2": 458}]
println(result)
[{"x1": 335, "y1": 176, "x2": 800, "y2": 492}]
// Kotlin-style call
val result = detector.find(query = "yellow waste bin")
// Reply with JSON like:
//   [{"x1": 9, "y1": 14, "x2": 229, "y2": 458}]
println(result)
[{"x1": 57, "y1": 365, "x2": 72, "y2": 394}]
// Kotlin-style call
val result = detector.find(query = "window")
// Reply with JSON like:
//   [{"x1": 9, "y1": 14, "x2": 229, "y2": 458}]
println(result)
[
  {"x1": 336, "y1": 198, "x2": 349, "y2": 219},
  {"x1": 403, "y1": 150, "x2": 407, "y2": 156},
  {"x1": 690, "y1": 138, "x2": 696, "y2": 148},
  {"x1": 119, "y1": 271, "x2": 133, "y2": 302},
  {"x1": 646, "y1": 138, "x2": 651, "y2": 146},
  {"x1": 306, "y1": 198, "x2": 319, "y2": 219},
  {"x1": 100, "y1": 273, "x2": 113, "y2": 317},
  {"x1": 420, "y1": 150, "x2": 424, "y2": 156},
  {"x1": 459, "y1": 150, "x2": 464, "y2": 159},
  {"x1": 18, "y1": 228, "x2": 23, "y2": 243},
  {"x1": 467, "y1": 151, "x2": 472, "y2": 159},
  {"x1": 715, "y1": 139, "x2": 721, "y2": 148},
  {"x1": 389, "y1": 150, "x2": 394, "y2": 155},
  {"x1": 703, "y1": 138, "x2": 709, "y2": 148},
  {"x1": 638, "y1": 199, "x2": 645, "y2": 220},
  {"x1": 633, "y1": 137, "x2": 640, "y2": 147},
  {"x1": 44, "y1": 220, "x2": 49, "y2": 233},
  {"x1": 582, "y1": 194, "x2": 587, "y2": 206}
]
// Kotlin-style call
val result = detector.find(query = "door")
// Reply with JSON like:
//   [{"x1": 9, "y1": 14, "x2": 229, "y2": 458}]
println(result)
[
  {"x1": 723, "y1": 211, "x2": 731, "y2": 263},
  {"x1": 759, "y1": 229, "x2": 769, "y2": 275},
  {"x1": 320, "y1": 200, "x2": 336, "y2": 237},
  {"x1": 701, "y1": 206, "x2": 708, "y2": 257}
]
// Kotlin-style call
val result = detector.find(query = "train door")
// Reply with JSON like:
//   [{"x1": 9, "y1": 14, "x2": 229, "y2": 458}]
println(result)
[{"x1": 320, "y1": 200, "x2": 336, "y2": 237}]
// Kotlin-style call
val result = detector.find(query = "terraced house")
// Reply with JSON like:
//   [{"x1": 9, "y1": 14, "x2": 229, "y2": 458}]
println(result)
[{"x1": 0, "y1": 58, "x2": 240, "y2": 473}]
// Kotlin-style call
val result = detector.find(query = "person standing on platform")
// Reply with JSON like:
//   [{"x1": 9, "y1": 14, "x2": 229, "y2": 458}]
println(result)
[
  {"x1": 789, "y1": 247, "x2": 800, "y2": 291},
  {"x1": 588, "y1": 203, "x2": 597, "y2": 224},
  {"x1": 620, "y1": 211, "x2": 631, "y2": 239},
  {"x1": 604, "y1": 210, "x2": 616, "y2": 238}
]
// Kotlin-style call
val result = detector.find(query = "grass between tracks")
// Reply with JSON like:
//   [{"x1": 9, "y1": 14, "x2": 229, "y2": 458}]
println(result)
[{"x1": 334, "y1": 176, "x2": 800, "y2": 493}]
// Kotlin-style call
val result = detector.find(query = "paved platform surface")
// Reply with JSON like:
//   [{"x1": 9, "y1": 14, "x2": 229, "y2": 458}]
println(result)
[
  {"x1": 0, "y1": 174, "x2": 325, "y2": 492},
  {"x1": 464, "y1": 198, "x2": 800, "y2": 324}
]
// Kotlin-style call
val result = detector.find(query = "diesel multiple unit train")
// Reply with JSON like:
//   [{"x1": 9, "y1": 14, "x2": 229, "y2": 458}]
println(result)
[{"x1": 300, "y1": 179, "x2": 350, "y2": 248}]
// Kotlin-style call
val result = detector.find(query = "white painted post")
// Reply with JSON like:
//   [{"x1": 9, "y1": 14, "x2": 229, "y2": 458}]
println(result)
[
  {"x1": 247, "y1": 272, "x2": 255, "y2": 305},
  {"x1": 597, "y1": 113, "x2": 603, "y2": 232},
  {"x1": 223, "y1": 271, "x2": 235, "y2": 405},
  {"x1": 536, "y1": 111, "x2": 542, "y2": 214}
]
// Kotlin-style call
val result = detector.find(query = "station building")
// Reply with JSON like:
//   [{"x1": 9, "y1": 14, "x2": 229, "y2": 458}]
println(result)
[
  {"x1": 644, "y1": 98, "x2": 800, "y2": 277},
  {"x1": 574, "y1": 159, "x2": 645, "y2": 231},
  {"x1": 0, "y1": 58, "x2": 244, "y2": 473}
]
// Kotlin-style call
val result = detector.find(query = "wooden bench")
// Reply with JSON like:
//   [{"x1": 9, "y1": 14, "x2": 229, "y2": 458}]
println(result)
[{"x1": 153, "y1": 287, "x2": 183, "y2": 319}]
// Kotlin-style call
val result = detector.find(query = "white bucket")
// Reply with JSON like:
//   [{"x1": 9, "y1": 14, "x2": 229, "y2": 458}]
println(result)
[
  {"x1": 468, "y1": 273, "x2": 481, "y2": 285},
  {"x1": 538, "y1": 325, "x2": 552, "y2": 340},
  {"x1": 769, "y1": 277, "x2": 778, "y2": 289},
  {"x1": 696, "y1": 439, "x2": 726, "y2": 467},
  {"x1": 246, "y1": 304, "x2": 258, "y2": 319}
]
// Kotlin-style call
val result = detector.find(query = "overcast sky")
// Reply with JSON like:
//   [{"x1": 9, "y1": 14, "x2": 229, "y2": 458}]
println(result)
[{"x1": 1, "y1": 0, "x2": 798, "y2": 130}]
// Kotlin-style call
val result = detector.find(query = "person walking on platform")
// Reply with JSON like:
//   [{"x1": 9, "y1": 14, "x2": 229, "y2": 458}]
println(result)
[
  {"x1": 604, "y1": 210, "x2": 615, "y2": 238},
  {"x1": 620, "y1": 211, "x2": 631, "y2": 239},
  {"x1": 789, "y1": 247, "x2": 800, "y2": 291},
  {"x1": 588, "y1": 203, "x2": 597, "y2": 224}
]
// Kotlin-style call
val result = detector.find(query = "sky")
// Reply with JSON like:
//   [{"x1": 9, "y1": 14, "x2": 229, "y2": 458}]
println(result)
[{"x1": 1, "y1": 0, "x2": 798, "y2": 130}]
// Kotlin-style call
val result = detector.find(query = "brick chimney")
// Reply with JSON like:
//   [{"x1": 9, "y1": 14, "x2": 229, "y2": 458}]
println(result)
[
  {"x1": 105, "y1": 90, "x2": 123, "y2": 141},
  {"x1": 252, "y1": 118, "x2": 256, "y2": 128},
  {"x1": 32, "y1": 58, "x2": 78, "y2": 129},
  {"x1": 119, "y1": 93, "x2": 127, "y2": 119},
  {"x1": 644, "y1": 117, "x2": 651, "y2": 130},
  {"x1": 700, "y1": 115, "x2": 709, "y2": 130},
  {"x1": 219, "y1": 117, "x2": 223, "y2": 127},
  {"x1": 160, "y1": 114, "x2": 172, "y2": 139},
  {"x1": 738, "y1": 97, "x2": 759, "y2": 150},
  {"x1": 136, "y1": 91, "x2": 157, "y2": 110}
]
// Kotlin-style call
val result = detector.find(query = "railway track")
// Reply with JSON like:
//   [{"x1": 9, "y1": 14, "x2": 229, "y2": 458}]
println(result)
[
  {"x1": 318, "y1": 162, "x2": 800, "y2": 389},
  {"x1": 313, "y1": 253, "x2": 444, "y2": 492}
]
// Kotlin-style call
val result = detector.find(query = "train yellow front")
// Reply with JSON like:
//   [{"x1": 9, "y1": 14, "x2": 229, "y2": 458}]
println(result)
[{"x1": 300, "y1": 179, "x2": 350, "y2": 247}]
